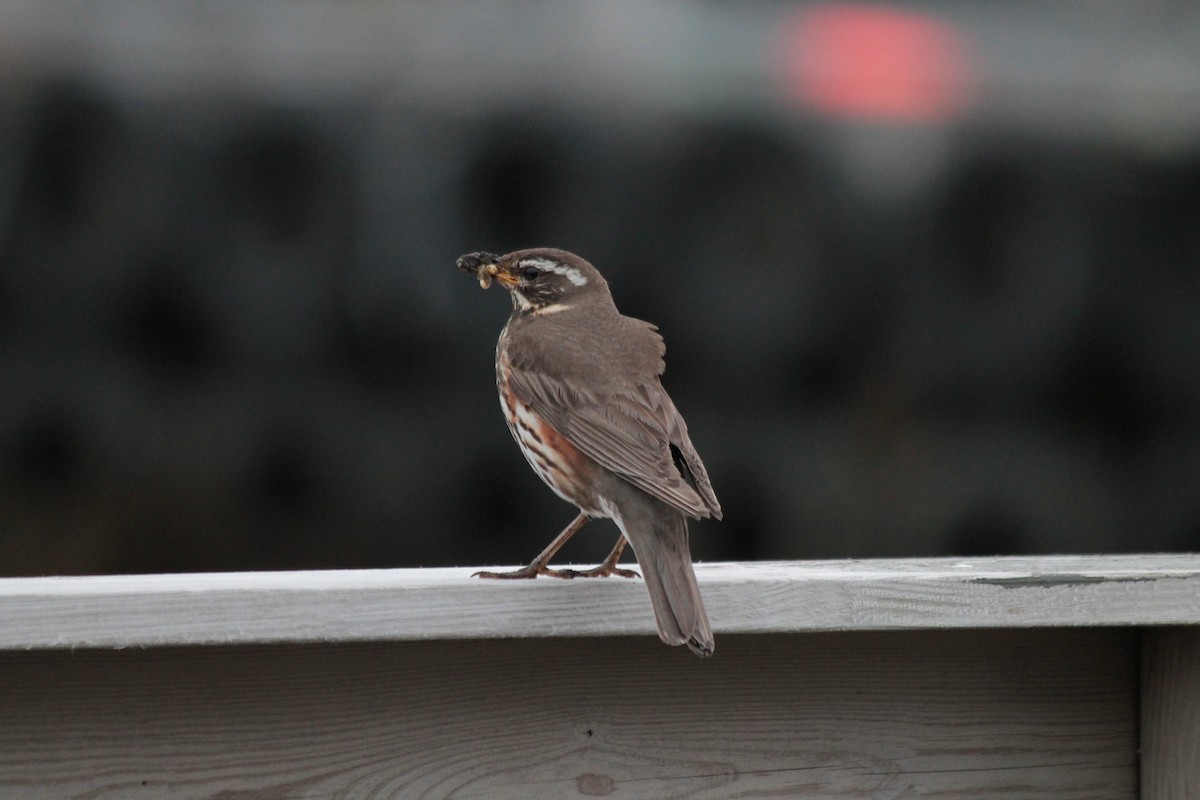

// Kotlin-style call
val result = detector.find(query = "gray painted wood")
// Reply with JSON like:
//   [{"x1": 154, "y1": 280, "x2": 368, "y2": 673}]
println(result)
[
  {"x1": 1142, "y1": 627, "x2": 1200, "y2": 800},
  {"x1": 1, "y1": 555, "x2": 1198, "y2": 649},
  {"x1": 0, "y1": 629, "x2": 1137, "y2": 799}
]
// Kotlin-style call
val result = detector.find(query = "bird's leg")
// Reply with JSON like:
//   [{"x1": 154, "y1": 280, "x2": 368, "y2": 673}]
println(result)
[
  {"x1": 546, "y1": 534, "x2": 640, "y2": 579},
  {"x1": 473, "y1": 513, "x2": 590, "y2": 579}
]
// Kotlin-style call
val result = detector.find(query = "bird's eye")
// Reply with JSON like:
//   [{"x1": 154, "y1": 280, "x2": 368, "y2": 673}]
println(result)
[{"x1": 522, "y1": 266, "x2": 541, "y2": 281}]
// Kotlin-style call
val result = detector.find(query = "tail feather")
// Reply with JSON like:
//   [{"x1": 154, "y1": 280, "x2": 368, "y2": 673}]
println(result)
[{"x1": 618, "y1": 507, "x2": 713, "y2": 657}]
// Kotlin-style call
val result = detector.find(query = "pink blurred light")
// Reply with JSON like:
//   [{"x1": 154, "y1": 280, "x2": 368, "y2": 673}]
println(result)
[{"x1": 775, "y1": 3, "x2": 975, "y2": 122}]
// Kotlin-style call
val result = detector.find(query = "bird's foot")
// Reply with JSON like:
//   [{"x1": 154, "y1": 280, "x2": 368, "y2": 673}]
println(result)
[
  {"x1": 471, "y1": 564, "x2": 548, "y2": 579},
  {"x1": 472, "y1": 524, "x2": 638, "y2": 580},
  {"x1": 541, "y1": 533, "x2": 639, "y2": 578},
  {"x1": 472, "y1": 563, "x2": 639, "y2": 580},
  {"x1": 544, "y1": 563, "x2": 640, "y2": 579}
]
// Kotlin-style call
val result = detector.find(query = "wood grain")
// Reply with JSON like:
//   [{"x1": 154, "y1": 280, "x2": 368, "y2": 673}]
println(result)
[
  {"x1": 1142, "y1": 627, "x2": 1200, "y2": 800},
  {"x1": 0, "y1": 555, "x2": 1197, "y2": 649},
  {"x1": 0, "y1": 629, "x2": 1136, "y2": 799}
]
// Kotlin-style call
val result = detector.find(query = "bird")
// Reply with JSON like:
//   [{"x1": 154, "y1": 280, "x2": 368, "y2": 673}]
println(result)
[{"x1": 456, "y1": 247, "x2": 722, "y2": 657}]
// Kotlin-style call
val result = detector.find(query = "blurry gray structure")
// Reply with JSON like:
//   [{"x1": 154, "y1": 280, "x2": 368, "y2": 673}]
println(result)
[{"x1": 1, "y1": 2, "x2": 1199, "y2": 576}]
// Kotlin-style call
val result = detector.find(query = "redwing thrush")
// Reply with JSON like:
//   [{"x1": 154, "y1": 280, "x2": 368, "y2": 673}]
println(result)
[{"x1": 457, "y1": 248, "x2": 722, "y2": 657}]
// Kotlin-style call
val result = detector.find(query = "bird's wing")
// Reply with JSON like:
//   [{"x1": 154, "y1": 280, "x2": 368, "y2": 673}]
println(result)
[
  {"x1": 661, "y1": 391, "x2": 723, "y2": 520},
  {"x1": 506, "y1": 364, "x2": 720, "y2": 519}
]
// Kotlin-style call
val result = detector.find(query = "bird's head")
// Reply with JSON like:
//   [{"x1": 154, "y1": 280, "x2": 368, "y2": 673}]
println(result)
[{"x1": 456, "y1": 248, "x2": 608, "y2": 314}]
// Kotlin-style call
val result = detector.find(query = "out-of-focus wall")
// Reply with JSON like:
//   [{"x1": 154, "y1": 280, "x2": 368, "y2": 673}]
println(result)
[{"x1": 2, "y1": 2, "x2": 1199, "y2": 576}]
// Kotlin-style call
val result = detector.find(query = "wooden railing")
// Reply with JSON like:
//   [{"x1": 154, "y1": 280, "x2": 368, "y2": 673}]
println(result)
[{"x1": 1, "y1": 555, "x2": 1197, "y2": 798}]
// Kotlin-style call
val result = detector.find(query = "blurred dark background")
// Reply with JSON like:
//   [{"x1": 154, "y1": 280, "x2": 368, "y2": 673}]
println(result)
[{"x1": 2, "y1": 2, "x2": 1199, "y2": 577}]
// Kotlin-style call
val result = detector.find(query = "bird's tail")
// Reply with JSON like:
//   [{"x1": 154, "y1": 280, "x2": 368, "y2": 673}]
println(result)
[{"x1": 620, "y1": 506, "x2": 714, "y2": 658}]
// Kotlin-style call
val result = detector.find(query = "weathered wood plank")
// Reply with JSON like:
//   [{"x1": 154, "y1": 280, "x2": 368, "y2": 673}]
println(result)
[
  {"x1": 0, "y1": 629, "x2": 1137, "y2": 799},
  {"x1": 1142, "y1": 627, "x2": 1200, "y2": 800},
  {"x1": 0, "y1": 555, "x2": 1197, "y2": 649}
]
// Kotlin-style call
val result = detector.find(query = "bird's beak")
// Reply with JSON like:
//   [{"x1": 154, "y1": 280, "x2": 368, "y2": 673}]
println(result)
[
  {"x1": 456, "y1": 252, "x2": 517, "y2": 290},
  {"x1": 490, "y1": 267, "x2": 519, "y2": 289}
]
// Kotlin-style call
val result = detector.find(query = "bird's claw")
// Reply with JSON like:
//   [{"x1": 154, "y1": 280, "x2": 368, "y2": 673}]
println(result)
[
  {"x1": 472, "y1": 564, "x2": 640, "y2": 580},
  {"x1": 546, "y1": 565, "x2": 640, "y2": 579},
  {"x1": 471, "y1": 566, "x2": 543, "y2": 579}
]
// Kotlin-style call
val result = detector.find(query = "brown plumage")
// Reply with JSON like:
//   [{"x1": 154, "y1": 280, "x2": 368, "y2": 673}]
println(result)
[{"x1": 457, "y1": 247, "x2": 721, "y2": 657}]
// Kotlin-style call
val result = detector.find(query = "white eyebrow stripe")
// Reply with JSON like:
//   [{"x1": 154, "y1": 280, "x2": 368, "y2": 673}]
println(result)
[{"x1": 520, "y1": 257, "x2": 588, "y2": 287}]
